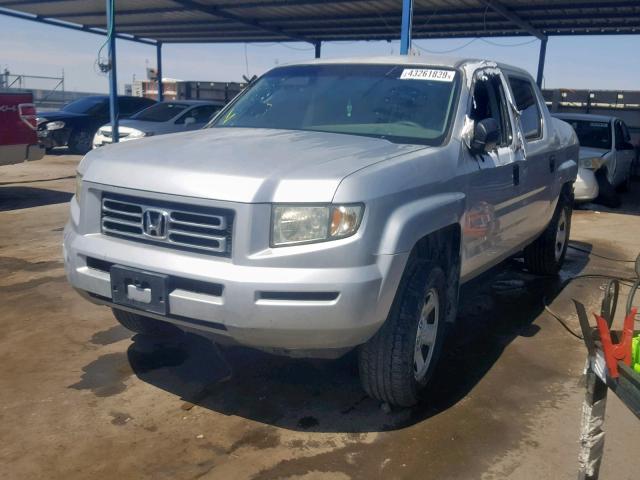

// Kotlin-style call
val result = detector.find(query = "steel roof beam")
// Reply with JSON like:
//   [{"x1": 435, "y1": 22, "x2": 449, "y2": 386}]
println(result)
[
  {"x1": 214, "y1": 0, "x2": 375, "y2": 8},
  {"x1": 159, "y1": 28, "x2": 639, "y2": 43},
  {"x1": 0, "y1": 7, "x2": 157, "y2": 45},
  {"x1": 112, "y1": 10, "x2": 640, "y2": 35},
  {"x1": 477, "y1": 0, "x2": 546, "y2": 40},
  {"x1": 98, "y1": 9, "x2": 640, "y2": 31},
  {"x1": 40, "y1": 7, "x2": 185, "y2": 19},
  {"x1": 169, "y1": 0, "x2": 313, "y2": 43},
  {"x1": 152, "y1": 18, "x2": 640, "y2": 39}
]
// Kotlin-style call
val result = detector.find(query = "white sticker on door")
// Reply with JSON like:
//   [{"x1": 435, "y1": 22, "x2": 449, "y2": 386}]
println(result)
[{"x1": 400, "y1": 69, "x2": 456, "y2": 82}]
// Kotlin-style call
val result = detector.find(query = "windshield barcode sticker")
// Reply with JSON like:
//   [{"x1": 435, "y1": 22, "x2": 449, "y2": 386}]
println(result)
[{"x1": 400, "y1": 69, "x2": 456, "y2": 82}]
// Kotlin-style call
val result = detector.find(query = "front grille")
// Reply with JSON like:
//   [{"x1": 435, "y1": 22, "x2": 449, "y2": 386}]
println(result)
[{"x1": 101, "y1": 193, "x2": 233, "y2": 256}]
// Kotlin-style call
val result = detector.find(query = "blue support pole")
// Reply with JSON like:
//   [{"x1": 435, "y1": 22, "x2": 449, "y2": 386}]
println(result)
[
  {"x1": 399, "y1": 0, "x2": 413, "y2": 55},
  {"x1": 156, "y1": 42, "x2": 164, "y2": 102},
  {"x1": 314, "y1": 41, "x2": 321, "y2": 59},
  {"x1": 536, "y1": 37, "x2": 548, "y2": 88},
  {"x1": 106, "y1": 0, "x2": 119, "y2": 143}
]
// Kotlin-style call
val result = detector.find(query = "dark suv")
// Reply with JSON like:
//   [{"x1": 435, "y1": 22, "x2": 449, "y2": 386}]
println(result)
[{"x1": 37, "y1": 95, "x2": 155, "y2": 154}]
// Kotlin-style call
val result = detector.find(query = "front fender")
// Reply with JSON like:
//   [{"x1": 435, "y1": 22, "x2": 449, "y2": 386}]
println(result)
[{"x1": 377, "y1": 192, "x2": 466, "y2": 255}]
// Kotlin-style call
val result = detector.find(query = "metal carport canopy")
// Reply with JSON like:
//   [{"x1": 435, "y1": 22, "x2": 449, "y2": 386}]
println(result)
[
  {"x1": 2, "y1": 0, "x2": 639, "y2": 142},
  {"x1": 1, "y1": 0, "x2": 639, "y2": 43}
]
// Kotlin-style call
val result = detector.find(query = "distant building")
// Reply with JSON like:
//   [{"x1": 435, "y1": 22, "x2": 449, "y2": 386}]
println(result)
[{"x1": 131, "y1": 78, "x2": 245, "y2": 104}]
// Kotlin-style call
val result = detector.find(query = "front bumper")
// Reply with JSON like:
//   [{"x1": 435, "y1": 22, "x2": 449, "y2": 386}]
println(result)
[
  {"x1": 37, "y1": 127, "x2": 71, "y2": 149},
  {"x1": 63, "y1": 194, "x2": 407, "y2": 358},
  {"x1": 0, "y1": 144, "x2": 44, "y2": 166},
  {"x1": 574, "y1": 167, "x2": 599, "y2": 202}
]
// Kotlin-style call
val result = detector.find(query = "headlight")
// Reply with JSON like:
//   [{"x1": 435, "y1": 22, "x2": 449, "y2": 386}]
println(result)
[
  {"x1": 75, "y1": 172, "x2": 83, "y2": 203},
  {"x1": 579, "y1": 157, "x2": 605, "y2": 170},
  {"x1": 271, "y1": 204, "x2": 363, "y2": 247},
  {"x1": 127, "y1": 128, "x2": 146, "y2": 139},
  {"x1": 46, "y1": 121, "x2": 66, "y2": 130}
]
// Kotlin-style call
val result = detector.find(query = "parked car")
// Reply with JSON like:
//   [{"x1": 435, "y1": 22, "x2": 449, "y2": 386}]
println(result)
[
  {"x1": 0, "y1": 92, "x2": 44, "y2": 166},
  {"x1": 553, "y1": 113, "x2": 635, "y2": 203},
  {"x1": 37, "y1": 95, "x2": 155, "y2": 154},
  {"x1": 92, "y1": 100, "x2": 223, "y2": 148},
  {"x1": 64, "y1": 57, "x2": 578, "y2": 406}
]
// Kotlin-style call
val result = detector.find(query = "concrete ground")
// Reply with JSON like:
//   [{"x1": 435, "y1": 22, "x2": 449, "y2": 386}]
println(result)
[{"x1": 1, "y1": 154, "x2": 639, "y2": 480}]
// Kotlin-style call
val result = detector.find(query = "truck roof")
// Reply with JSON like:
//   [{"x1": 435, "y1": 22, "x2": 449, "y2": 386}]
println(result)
[{"x1": 283, "y1": 55, "x2": 532, "y2": 78}]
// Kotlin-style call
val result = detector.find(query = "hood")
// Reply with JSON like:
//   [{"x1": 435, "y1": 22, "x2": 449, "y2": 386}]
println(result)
[
  {"x1": 80, "y1": 127, "x2": 425, "y2": 203},
  {"x1": 579, "y1": 146, "x2": 609, "y2": 160},
  {"x1": 38, "y1": 110, "x2": 87, "y2": 122}
]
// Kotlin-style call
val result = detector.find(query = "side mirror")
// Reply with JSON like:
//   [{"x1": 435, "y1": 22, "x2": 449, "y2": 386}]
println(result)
[
  {"x1": 470, "y1": 118, "x2": 500, "y2": 155},
  {"x1": 184, "y1": 117, "x2": 196, "y2": 126}
]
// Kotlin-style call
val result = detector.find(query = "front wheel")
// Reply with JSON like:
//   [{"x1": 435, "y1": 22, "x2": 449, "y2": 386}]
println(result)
[
  {"x1": 595, "y1": 169, "x2": 621, "y2": 208},
  {"x1": 358, "y1": 259, "x2": 449, "y2": 407},
  {"x1": 617, "y1": 165, "x2": 633, "y2": 193},
  {"x1": 523, "y1": 188, "x2": 572, "y2": 275},
  {"x1": 68, "y1": 129, "x2": 93, "y2": 154}
]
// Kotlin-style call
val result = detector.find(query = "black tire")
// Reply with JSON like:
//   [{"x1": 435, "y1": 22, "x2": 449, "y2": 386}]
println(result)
[
  {"x1": 112, "y1": 308, "x2": 182, "y2": 338},
  {"x1": 595, "y1": 169, "x2": 621, "y2": 208},
  {"x1": 68, "y1": 129, "x2": 93, "y2": 154},
  {"x1": 617, "y1": 166, "x2": 632, "y2": 193},
  {"x1": 358, "y1": 259, "x2": 449, "y2": 407},
  {"x1": 523, "y1": 187, "x2": 572, "y2": 275}
]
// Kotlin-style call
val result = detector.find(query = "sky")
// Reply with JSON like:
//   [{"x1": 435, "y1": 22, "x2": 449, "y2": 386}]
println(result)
[{"x1": 1, "y1": 14, "x2": 640, "y2": 94}]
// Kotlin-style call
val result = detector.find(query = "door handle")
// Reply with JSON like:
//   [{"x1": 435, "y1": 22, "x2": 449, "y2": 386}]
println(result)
[
  {"x1": 513, "y1": 163, "x2": 520, "y2": 186},
  {"x1": 549, "y1": 154, "x2": 557, "y2": 173}
]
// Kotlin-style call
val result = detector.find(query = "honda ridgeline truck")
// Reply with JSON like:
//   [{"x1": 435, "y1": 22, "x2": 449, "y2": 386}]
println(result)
[{"x1": 64, "y1": 57, "x2": 578, "y2": 406}]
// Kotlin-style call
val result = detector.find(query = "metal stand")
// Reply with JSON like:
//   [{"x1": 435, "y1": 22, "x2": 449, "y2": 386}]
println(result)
[
  {"x1": 575, "y1": 295, "x2": 640, "y2": 480},
  {"x1": 578, "y1": 364, "x2": 608, "y2": 480}
]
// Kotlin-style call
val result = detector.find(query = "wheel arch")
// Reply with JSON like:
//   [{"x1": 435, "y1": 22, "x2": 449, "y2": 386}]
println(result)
[
  {"x1": 377, "y1": 192, "x2": 466, "y2": 255},
  {"x1": 411, "y1": 223, "x2": 462, "y2": 324}
]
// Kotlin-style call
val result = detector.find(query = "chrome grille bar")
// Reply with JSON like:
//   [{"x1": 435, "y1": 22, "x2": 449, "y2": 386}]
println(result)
[{"x1": 100, "y1": 194, "x2": 233, "y2": 256}]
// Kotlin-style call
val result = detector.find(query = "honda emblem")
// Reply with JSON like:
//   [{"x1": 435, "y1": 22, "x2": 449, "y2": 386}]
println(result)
[{"x1": 142, "y1": 209, "x2": 169, "y2": 238}]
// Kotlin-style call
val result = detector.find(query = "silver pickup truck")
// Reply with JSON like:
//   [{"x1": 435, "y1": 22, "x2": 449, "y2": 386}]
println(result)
[{"x1": 64, "y1": 56, "x2": 578, "y2": 406}]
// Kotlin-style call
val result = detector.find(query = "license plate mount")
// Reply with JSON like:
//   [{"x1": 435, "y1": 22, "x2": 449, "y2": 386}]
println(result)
[{"x1": 110, "y1": 265, "x2": 169, "y2": 315}]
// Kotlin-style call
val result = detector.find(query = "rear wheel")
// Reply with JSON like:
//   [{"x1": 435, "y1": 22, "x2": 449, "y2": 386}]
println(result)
[
  {"x1": 523, "y1": 187, "x2": 572, "y2": 275},
  {"x1": 358, "y1": 258, "x2": 449, "y2": 407},
  {"x1": 112, "y1": 308, "x2": 182, "y2": 338}
]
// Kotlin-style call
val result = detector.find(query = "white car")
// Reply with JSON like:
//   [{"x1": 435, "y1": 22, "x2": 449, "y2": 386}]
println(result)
[
  {"x1": 554, "y1": 113, "x2": 636, "y2": 202},
  {"x1": 93, "y1": 100, "x2": 222, "y2": 148}
]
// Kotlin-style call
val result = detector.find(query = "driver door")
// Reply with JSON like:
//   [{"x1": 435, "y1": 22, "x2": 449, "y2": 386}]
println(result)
[{"x1": 462, "y1": 69, "x2": 524, "y2": 280}]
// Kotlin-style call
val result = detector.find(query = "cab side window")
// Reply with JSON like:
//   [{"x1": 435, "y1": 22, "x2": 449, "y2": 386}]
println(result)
[
  {"x1": 508, "y1": 77, "x2": 542, "y2": 141},
  {"x1": 470, "y1": 74, "x2": 512, "y2": 147},
  {"x1": 176, "y1": 105, "x2": 219, "y2": 124}
]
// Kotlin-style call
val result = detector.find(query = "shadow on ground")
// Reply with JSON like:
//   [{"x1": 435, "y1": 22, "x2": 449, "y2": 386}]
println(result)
[
  {"x1": 0, "y1": 186, "x2": 72, "y2": 211},
  {"x1": 116, "y1": 248, "x2": 589, "y2": 434}
]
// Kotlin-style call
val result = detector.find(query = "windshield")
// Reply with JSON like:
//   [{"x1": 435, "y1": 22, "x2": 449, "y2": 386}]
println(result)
[
  {"x1": 63, "y1": 97, "x2": 107, "y2": 115},
  {"x1": 210, "y1": 64, "x2": 459, "y2": 145},
  {"x1": 132, "y1": 102, "x2": 189, "y2": 122},
  {"x1": 564, "y1": 119, "x2": 612, "y2": 150}
]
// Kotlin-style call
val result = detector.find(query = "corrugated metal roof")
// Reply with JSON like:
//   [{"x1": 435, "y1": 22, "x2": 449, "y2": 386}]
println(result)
[{"x1": 1, "y1": 0, "x2": 639, "y2": 44}]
